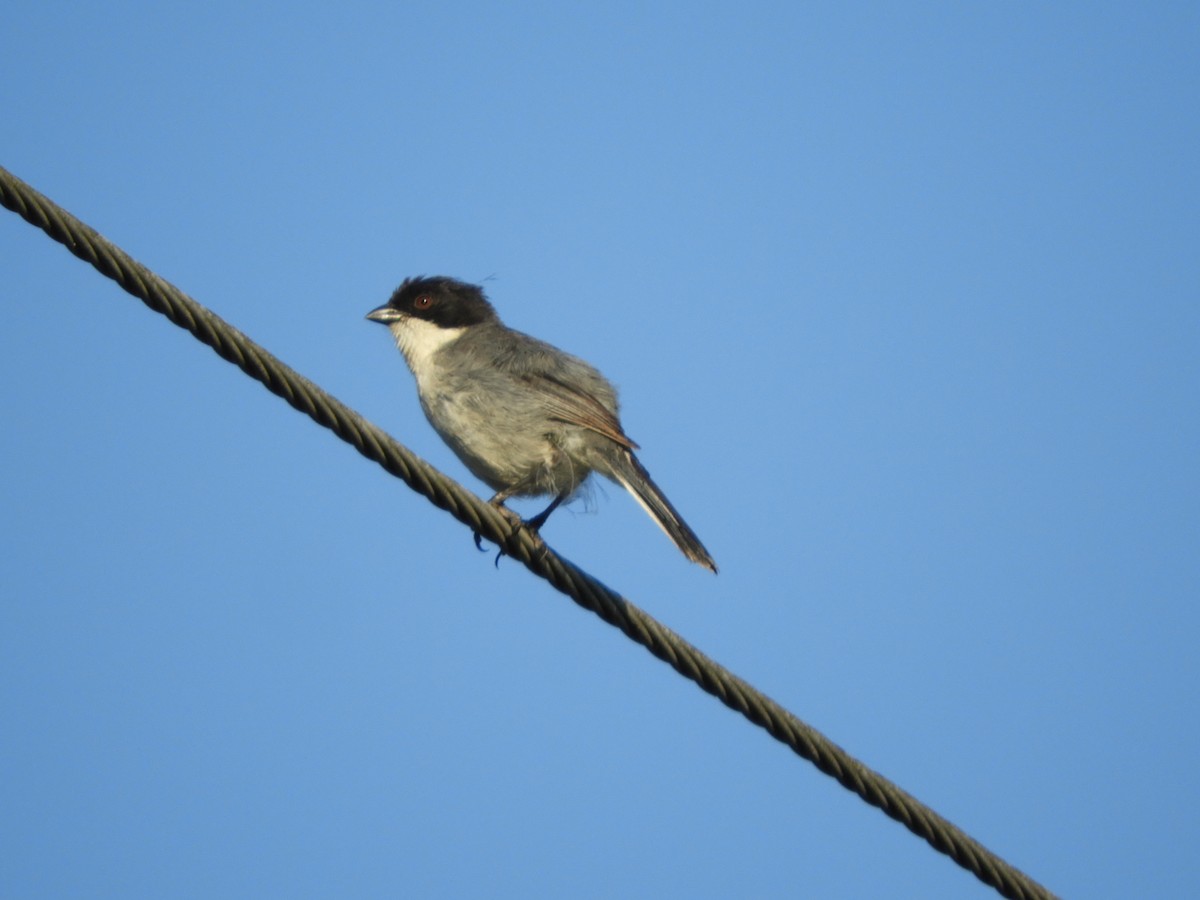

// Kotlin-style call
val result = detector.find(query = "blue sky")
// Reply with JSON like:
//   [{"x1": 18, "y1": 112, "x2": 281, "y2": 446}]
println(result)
[{"x1": 2, "y1": 4, "x2": 1196, "y2": 897}]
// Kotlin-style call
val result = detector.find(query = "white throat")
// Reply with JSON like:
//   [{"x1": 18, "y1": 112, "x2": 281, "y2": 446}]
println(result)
[{"x1": 387, "y1": 317, "x2": 466, "y2": 379}]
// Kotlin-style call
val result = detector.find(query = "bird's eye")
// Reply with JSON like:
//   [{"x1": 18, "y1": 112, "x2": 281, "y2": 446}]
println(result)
[{"x1": 414, "y1": 294, "x2": 433, "y2": 310}]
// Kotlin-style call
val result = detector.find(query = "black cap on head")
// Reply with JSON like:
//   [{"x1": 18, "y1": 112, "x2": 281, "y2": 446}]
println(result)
[{"x1": 375, "y1": 276, "x2": 498, "y2": 329}]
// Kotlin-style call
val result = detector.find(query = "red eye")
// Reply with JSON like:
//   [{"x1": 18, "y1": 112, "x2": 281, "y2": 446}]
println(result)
[{"x1": 414, "y1": 294, "x2": 433, "y2": 310}]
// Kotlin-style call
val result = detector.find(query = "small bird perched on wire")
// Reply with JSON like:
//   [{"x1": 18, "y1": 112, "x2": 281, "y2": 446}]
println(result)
[{"x1": 367, "y1": 276, "x2": 717, "y2": 573}]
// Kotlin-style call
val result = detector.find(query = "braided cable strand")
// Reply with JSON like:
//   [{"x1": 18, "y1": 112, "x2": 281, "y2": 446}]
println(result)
[{"x1": 0, "y1": 164, "x2": 1056, "y2": 900}]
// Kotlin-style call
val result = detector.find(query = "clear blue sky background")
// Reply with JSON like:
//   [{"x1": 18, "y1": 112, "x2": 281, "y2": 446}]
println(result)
[{"x1": 2, "y1": 4, "x2": 1196, "y2": 898}]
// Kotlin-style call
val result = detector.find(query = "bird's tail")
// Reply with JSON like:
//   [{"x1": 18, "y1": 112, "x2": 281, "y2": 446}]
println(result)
[{"x1": 604, "y1": 450, "x2": 718, "y2": 574}]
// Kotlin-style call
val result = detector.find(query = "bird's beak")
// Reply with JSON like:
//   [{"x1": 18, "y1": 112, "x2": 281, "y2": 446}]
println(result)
[{"x1": 366, "y1": 305, "x2": 403, "y2": 324}]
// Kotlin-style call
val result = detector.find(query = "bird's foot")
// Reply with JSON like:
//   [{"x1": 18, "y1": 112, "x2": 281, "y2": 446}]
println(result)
[{"x1": 473, "y1": 503, "x2": 531, "y2": 568}]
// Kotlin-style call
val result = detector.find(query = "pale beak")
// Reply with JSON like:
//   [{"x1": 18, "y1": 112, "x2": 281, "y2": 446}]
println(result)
[{"x1": 366, "y1": 305, "x2": 403, "y2": 324}]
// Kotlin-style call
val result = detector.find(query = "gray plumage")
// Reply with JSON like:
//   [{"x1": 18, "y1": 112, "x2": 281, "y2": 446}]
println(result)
[{"x1": 367, "y1": 276, "x2": 717, "y2": 573}]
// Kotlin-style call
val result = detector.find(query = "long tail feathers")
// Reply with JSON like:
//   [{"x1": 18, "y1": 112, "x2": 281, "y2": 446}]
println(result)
[{"x1": 606, "y1": 451, "x2": 718, "y2": 574}]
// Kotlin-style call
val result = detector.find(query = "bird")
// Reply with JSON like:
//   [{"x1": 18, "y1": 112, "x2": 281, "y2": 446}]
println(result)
[{"x1": 366, "y1": 276, "x2": 717, "y2": 573}]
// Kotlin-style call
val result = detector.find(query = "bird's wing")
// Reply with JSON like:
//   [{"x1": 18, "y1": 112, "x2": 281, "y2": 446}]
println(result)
[{"x1": 523, "y1": 372, "x2": 639, "y2": 451}]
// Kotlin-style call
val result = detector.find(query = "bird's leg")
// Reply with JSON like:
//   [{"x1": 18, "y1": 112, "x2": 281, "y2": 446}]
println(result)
[
  {"x1": 474, "y1": 489, "x2": 568, "y2": 568},
  {"x1": 474, "y1": 487, "x2": 521, "y2": 552},
  {"x1": 524, "y1": 492, "x2": 567, "y2": 533}
]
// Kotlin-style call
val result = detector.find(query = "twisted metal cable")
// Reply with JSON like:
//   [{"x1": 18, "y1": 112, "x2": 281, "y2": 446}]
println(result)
[{"x1": 0, "y1": 164, "x2": 1056, "y2": 900}]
